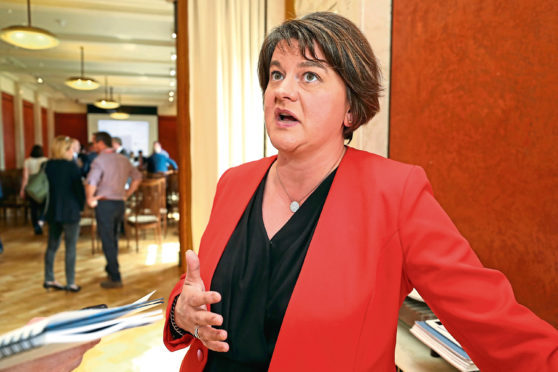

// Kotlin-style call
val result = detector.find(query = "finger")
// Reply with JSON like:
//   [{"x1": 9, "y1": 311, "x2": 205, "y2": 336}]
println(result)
[
  {"x1": 203, "y1": 340, "x2": 230, "y2": 353},
  {"x1": 187, "y1": 290, "x2": 222, "y2": 308},
  {"x1": 197, "y1": 326, "x2": 227, "y2": 342},
  {"x1": 184, "y1": 250, "x2": 203, "y2": 287},
  {"x1": 192, "y1": 310, "x2": 224, "y2": 327}
]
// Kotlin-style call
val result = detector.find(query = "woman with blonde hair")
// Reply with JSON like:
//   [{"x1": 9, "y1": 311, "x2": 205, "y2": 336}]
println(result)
[{"x1": 43, "y1": 136, "x2": 85, "y2": 292}]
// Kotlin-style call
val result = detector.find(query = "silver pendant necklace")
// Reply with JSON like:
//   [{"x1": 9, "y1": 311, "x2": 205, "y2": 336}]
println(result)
[{"x1": 275, "y1": 146, "x2": 346, "y2": 213}]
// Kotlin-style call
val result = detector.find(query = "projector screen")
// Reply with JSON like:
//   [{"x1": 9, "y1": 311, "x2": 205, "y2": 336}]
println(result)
[{"x1": 87, "y1": 113, "x2": 158, "y2": 156}]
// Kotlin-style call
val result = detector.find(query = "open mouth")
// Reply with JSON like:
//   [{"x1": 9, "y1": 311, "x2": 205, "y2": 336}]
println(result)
[{"x1": 276, "y1": 109, "x2": 299, "y2": 123}]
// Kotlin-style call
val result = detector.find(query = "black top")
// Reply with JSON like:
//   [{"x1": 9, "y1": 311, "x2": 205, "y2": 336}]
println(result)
[
  {"x1": 205, "y1": 168, "x2": 337, "y2": 372},
  {"x1": 44, "y1": 159, "x2": 85, "y2": 224}
]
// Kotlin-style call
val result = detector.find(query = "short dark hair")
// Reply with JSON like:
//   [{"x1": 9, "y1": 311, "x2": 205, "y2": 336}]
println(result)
[
  {"x1": 112, "y1": 137, "x2": 122, "y2": 146},
  {"x1": 30, "y1": 144, "x2": 44, "y2": 158},
  {"x1": 258, "y1": 12, "x2": 382, "y2": 141},
  {"x1": 93, "y1": 131, "x2": 112, "y2": 148}
]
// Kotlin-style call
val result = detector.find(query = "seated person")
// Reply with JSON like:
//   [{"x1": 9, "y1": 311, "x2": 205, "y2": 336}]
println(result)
[{"x1": 146, "y1": 142, "x2": 177, "y2": 174}]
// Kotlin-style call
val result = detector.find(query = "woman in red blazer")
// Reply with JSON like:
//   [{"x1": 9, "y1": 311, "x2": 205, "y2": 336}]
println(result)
[{"x1": 164, "y1": 12, "x2": 558, "y2": 371}]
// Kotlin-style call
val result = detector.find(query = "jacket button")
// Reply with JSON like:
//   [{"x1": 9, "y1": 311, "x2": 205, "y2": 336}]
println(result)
[{"x1": 197, "y1": 348, "x2": 204, "y2": 362}]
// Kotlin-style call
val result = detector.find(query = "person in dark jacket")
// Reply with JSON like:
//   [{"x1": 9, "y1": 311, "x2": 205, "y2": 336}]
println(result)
[{"x1": 43, "y1": 136, "x2": 85, "y2": 292}]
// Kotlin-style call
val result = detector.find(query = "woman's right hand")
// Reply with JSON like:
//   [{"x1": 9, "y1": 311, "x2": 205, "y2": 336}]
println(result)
[{"x1": 174, "y1": 250, "x2": 229, "y2": 352}]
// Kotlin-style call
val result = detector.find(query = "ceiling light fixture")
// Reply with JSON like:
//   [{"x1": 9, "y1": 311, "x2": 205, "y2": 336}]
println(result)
[
  {"x1": 110, "y1": 111, "x2": 130, "y2": 120},
  {"x1": 65, "y1": 46, "x2": 99, "y2": 90},
  {"x1": 171, "y1": 52, "x2": 177, "y2": 61},
  {"x1": 94, "y1": 77, "x2": 119, "y2": 109},
  {"x1": 36, "y1": 76, "x2": 43, "y2": 84},
  {"x1": 169, "y1": 68, "x2": 176, "y2": 77},
  {"x1": 109, "y1": 95, "x2": 129, "y2": 119},
  {"x1": 0, "y1": 0, "x2": 59, "y2": 50}
]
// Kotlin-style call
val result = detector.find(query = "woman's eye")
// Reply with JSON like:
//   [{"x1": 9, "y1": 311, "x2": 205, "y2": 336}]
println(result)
[
  {"x1": 270, "y1": 71, "x2": 283, "y2": 81},
  {"x1": 303, "y1": 72, "x2": 319, "y2": 82}
]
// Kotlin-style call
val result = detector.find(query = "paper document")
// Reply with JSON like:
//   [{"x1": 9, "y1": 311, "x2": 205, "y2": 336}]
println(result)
[{"x1": 0, "y1": 291, "x2": 164, "y2": 369}]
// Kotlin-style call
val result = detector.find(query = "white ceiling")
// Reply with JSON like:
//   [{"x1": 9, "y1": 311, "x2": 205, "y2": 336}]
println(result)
[{"x1": 0, "y1": 0, "x2": 177, "y2": 108}]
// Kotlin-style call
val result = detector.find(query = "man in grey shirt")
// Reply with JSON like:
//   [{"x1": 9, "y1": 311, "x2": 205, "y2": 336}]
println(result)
[{"x1": 86, "y1": 131, "x2": 142, "y2": 288}]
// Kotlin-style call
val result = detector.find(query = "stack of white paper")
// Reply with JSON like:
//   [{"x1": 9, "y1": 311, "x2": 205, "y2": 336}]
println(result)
[
  {"x1": 0, "y1": 291, "x2": 164, "y2": 369},
  {"x1": 410, "y1": 319, "x2": 479, "y2": 372}
]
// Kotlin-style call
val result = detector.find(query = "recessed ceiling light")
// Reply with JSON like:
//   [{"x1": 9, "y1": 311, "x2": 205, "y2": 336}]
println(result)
[
  {"x1": 171, "y1": 32, "x2": 177, "y2": 39},
  {"x1": 36, "y1": 76, "x2": 43, "y2": 84},
  {"x1": 169, "y1": 80, "x2": 176, "y2": 87},
  {"x1": 171, "y1": 52, "x2": 177, "y2": 61},
  {"x1": 168, "y1": 96, "x2": 174, "y2": 102},
  {"x1": 169, "y1": 91, "x2": 175, "y2": 97},
  {"x1": 169, "y1": 68, "x2": 176, "y2": 77}
]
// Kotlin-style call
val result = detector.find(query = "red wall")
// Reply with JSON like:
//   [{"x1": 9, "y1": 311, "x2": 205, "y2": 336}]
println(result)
[
  {"x1": 390, "y1": 1, "x2": 558, "y2": 325},
  {"x1": 1, "y1": 93, "x2": 16, "y2": 169},
  {"x1": 158, "y1": 115, "x2": 178, "y2": 161},
  {"x1": 22, "y1": 100, "x2": 34, "y2": 158},
  {"x1": 54, "y1": 113, "x2": 88, "y2": 145},
  {"x1": 41, "y1": 107, "x2": 48, "y2": 156}
]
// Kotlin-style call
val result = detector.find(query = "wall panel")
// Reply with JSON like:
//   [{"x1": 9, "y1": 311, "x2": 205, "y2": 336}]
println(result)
[
  {"x1": 158, "y1": 115, "x2": 178, "y2": 161},
  {"x1": 41, "y1": 107, "x2": 48, "y2": 156},
  {"x1": 22, "y1": 100, "x2": 34, "y2": 158},
  {"x1": 390, "y1": 0, "x2": 558, "y2": 325},
  {"x1": 54, "y1": 113, "x2": 88, "y2": 145},
  {"x1": 1, "y1": 93, "x2": 15, "y2": 169}
]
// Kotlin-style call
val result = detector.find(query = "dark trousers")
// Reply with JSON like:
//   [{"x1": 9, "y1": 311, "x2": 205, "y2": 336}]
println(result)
[
  {"x1": 95, "y1": 200, "x2": 125, "y2": 281},
  {"x1": 45, "y1": 221, "x2": 80, "y2": 285},
  {"x1": 28, "y1": 197, "x2": 45, "y2": 231}
]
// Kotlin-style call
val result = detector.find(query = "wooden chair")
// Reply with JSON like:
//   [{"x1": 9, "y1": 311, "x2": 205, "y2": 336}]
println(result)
[
  {"x1": 166, "y1": 170, "x2": 179, "y2": 224},
  {"x1": 125, "y1": 177, "x2": 165, "y2": 252},
  {"x1": 0, "y1": 169, "x2": 30, "y2": 222},
  {"x1": 79, "y1": 204, "x2": 97, "y2": 254}
]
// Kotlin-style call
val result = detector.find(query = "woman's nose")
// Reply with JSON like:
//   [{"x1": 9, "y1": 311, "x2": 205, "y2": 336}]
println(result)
[{"x1": 275, "y1": 76, "x2": 297, "y2": 101}]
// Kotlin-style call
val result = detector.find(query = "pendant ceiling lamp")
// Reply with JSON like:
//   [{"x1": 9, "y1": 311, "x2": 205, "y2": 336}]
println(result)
[
  {"x1": 0, "y1": 0, "x2": 59, "y2": 50},
  {"x1": 65, "y1": 46, "x2": 99, "y2": 90},
  {"x1": 109, "y1": 94, "x2": 129, "y2": 119},
  {"x1": 110, "y1": 111, "x2": 130, "y2": 120},
  {"x1": 94, "y1": 78, "x2": 119, "y2": 109}
]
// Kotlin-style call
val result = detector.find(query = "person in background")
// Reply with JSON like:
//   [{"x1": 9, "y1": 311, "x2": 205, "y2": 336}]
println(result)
[
  {"x1": 79, "y1": 142, "x2": 97, "y2": 178},
  {"x1": 19, "y1": 144, "x2": 48, "y2": 235},
  {"x1": 43, "y1": 136, "x2": 85, "y2": 292},
  {"x1": 147, "y1": 141, "x2": 178, "y2": 175},
  {"x1": 86, "y1": 131, "x2": 142, "y2": 289},
  {"x1": 135, "y1": 150, "x2": 147, "y2": 170},
  {"x1": 112, "y1": 137, "x2": 130, "y2": 158},
  {"x1": 164, "y1": 12, "x2": 558, "y2": 371},
  {"x1": 71, "y1": 138, "x2": 80, "y2": 162}
]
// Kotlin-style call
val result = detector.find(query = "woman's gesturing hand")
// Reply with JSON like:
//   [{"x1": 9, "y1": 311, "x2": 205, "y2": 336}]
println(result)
[{"x1": 174, "y1": 250, "x2": 229, "y2": 352}]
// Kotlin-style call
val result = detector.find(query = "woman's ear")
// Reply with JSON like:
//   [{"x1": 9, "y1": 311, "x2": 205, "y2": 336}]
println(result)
[{"x1": 343, "y1": 111, "x2": 353, "y2": 128}]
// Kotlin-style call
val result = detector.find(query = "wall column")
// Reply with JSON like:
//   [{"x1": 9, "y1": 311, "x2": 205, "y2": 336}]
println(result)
[
  {"x1": 33, "y1": 91, "x2": 43, "y2": 146},
  {"x1": 47, "y1": 98, "x2": 55, "y2": 148}
]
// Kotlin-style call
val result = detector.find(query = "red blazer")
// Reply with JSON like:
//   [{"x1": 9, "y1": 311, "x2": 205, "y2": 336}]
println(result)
[{"x1": 164, "y1": 147, "x2": 558, "y2": 371}]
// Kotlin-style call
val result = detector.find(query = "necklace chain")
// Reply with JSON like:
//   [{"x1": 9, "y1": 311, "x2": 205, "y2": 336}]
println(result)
[{"x1": 275, "y1": 146, "x2": 346, "y2": 213}]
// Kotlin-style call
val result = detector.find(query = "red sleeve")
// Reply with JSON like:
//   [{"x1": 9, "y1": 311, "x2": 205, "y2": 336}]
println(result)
[
  {"x1": 400, "y1": 166, "x2": 558, "y2": 371},
  {"x1": 163, "y1": 273, "x2": 195, "y2": 351}
]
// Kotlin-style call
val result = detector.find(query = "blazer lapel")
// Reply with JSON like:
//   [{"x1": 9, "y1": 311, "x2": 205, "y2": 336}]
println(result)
[{"x1": 199, "y1": 157, "x2": 276, "y2": 292}]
